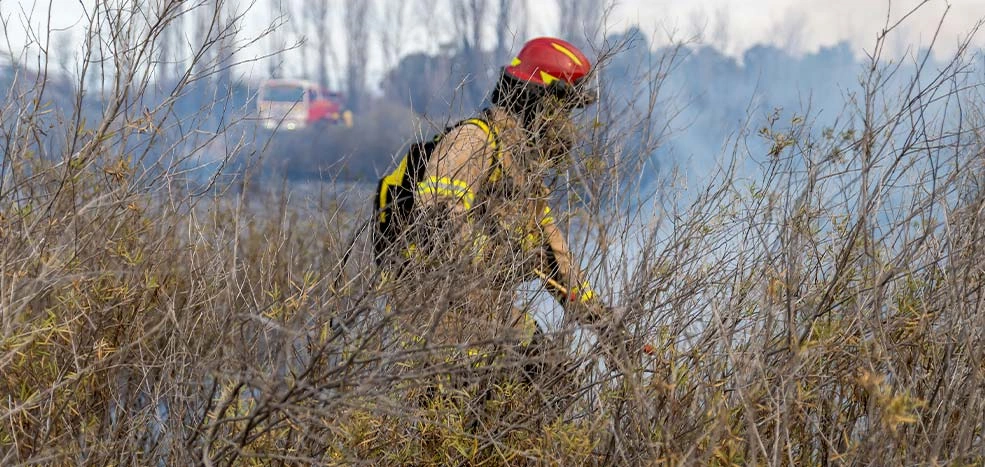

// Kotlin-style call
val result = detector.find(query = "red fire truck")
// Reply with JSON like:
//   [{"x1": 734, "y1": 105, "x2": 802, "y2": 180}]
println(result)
[{"x1": 257, "y1": 79, "x2": 352, "y2": 130}]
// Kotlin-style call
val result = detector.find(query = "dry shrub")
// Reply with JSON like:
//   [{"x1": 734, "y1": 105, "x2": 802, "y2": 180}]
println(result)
[{"x1": 3, "y1": 2, "x2": 985, "y2": 466}]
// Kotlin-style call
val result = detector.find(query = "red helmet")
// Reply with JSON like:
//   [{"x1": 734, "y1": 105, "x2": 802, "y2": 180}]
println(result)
[{"x1": 504, "y1": 37, "x2": 592, "y2": 88}]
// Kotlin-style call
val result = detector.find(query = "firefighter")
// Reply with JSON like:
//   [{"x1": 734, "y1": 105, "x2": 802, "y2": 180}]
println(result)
[{"x1": 379, "y1": 37, "x2": 606, "y2": 373}]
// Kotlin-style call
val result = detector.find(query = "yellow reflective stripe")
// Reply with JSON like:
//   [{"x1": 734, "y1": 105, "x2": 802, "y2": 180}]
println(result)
[
  {"x1": 417, "y1": 176, "x2": 475, "y2": 209},
  {"x1": 510, "y1": 57, "x2": 521, "y2": 67},
  {"x1": 551, "y1": 42, "x2": 584, "y2": 66},
  {"x1": 539, "y1": 70, "x2": 558, "y2": 85},
  {"x1": 464, "y1": 118, "x2": 503, "y2": 183},
  {"x1": 417, "y1": 176, "x2": 474, "y2": 206},
  {"x1": 472, "y1": 233, "x2": 489, "y2": 263},
  {"x1": 437, "y1": 176, "x2": 470, "y2": 190},
  {"x1": 417, "y1": 176, "x2": 471, "y2": 191},
  {"x1": 417, "y1": 176, "x2": 469, "y2": 189},
  {"x1": 540, "y1": 206, "x2": 554, "y2": 226},
  {"x1": 464, "y1": 118, "x2": 497, "y2": 152},
  {"x1": 379, "y1": 155, "x2": 409, "y2": 222},
  {"x1": 489, "y1": 168, "x2": 503, "y2": 183},
  {"x1": 418, "y1": 187, "x2": 473, "y2": 210},
  {"x1": 521, "y1": 232, "x2": 540, "y2": 251}
]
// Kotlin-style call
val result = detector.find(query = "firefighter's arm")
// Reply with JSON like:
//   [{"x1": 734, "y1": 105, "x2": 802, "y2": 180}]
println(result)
[
  {"x1": 414, "y1": 124, "x2": 491, "y2": 243},
  {"x1": 539, "y1": 218, "x2": 654, "y2": 354},
  {"x1": 537, "y1": 211, "x2": 656, "y2": 355},
  {"x1": 539, "y1": 216, "x2": 604, "y2": 323}
]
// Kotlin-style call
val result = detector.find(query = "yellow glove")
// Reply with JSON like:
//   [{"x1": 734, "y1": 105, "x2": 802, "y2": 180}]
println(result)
[{"x1": 568, "y1": 281, "x2": 596, "y2": 304}]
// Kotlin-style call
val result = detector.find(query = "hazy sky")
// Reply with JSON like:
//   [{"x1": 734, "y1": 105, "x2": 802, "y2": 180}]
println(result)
[
  {"x1": 3, "y1": 0, "x2": 985, "y2": 77},
  {"x1": 611, "y1": 0, "x2": 985, "y2": 58}
]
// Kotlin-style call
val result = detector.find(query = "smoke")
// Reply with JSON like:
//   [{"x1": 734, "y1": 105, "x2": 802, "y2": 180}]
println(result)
[
  {"x1": 609, "y1": 0, "x2": 985, "y2": 60},
  {"x1": 598, "y1": 23, "x2": 961, "y2": 197}
]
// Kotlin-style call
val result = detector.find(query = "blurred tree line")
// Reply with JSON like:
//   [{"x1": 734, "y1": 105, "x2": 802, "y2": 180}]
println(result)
[
  {"x1": 1, "y1": 0, "x2": 929, "y2": 187},
  {"x1": 263, "y1": 29, "x2": 873, "y2": 185}
]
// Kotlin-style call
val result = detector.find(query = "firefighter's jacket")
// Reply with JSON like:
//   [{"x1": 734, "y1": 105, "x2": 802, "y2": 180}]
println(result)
[{"x1": 395, "y1": 107, "x2": 597, "y2": 349}]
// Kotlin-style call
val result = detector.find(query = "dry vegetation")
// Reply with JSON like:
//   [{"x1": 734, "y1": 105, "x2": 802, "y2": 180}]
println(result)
[{"x1": 2, "y1": 1, "x2": 985, "y2": 465}]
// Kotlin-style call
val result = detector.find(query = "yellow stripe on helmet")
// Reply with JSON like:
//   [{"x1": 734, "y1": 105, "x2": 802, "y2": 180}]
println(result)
[
  {"x1": 540, "y1": 70, "x2": 557, "y2": 86},
  {"x1": 539, "y1": 70, "x2": 558, "y2": 85},
  {"x1": 551, "y1": 42, "x2": 584, "y2": 66}
]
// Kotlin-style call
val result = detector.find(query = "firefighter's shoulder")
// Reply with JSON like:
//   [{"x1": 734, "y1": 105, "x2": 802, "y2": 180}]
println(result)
[{"x1": 430, "y1": 122, "x2": 495, "y2": 170}]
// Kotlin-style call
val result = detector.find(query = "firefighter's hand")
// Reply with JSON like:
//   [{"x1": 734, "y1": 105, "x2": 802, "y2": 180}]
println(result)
[{"x1": 564, "y1": 281, "x2": 602, "y2": 320}]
